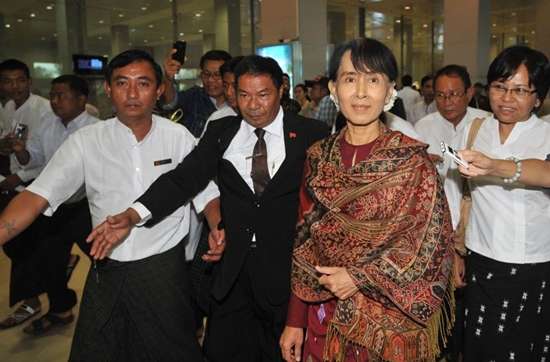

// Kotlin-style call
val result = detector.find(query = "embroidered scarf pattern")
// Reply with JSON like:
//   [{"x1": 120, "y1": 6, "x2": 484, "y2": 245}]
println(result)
[{"x1": 291, "y1": 127, "x2": 455, "y2": 362}]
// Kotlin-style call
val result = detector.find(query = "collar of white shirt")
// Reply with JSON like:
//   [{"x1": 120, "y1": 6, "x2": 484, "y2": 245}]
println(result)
[
  {"x1": 113, "y1": 115, "x2": 159, "y2": 146},
  {"x1": 209, "y1": 96, "x2": 227, "y2": 110},
  {"x1": 57, "y1": 110, "x2": 92, "y2": 130}
]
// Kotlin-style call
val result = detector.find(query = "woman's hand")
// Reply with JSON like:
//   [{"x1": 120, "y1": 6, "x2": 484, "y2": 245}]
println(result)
[
  {"x1": 457, "y1": 150, "x2": 495, "y2": 177},
  {"x1": 280, "y1": 326, "x2": 304, "y2": 361},
  {"x1": 316, "y1": 266, "x2": 358, "y2": 300},
  {"x1": 453, "y1": 253, "x2": 467, "y2": 288}
]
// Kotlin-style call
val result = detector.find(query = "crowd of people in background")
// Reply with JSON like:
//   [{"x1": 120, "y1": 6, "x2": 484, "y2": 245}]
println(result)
[{"x1": 0, "y1": 35, "x2": 548, "y2": 362}]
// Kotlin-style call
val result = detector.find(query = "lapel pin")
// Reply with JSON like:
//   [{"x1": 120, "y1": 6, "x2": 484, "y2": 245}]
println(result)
[{"x1": 289, "y1": 132, "x2": 297, "y2": 139}]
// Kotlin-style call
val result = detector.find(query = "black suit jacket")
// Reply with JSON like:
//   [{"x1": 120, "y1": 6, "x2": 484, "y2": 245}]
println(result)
[{"x1": 138, "y1": 112, "x2": 328, "y2": 304}]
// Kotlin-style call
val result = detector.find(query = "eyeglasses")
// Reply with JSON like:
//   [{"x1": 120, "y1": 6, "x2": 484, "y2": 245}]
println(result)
[
  {"x1": 201, "y1": 71, "x2": 222, "y2": 80},
  {"x1": 435, "y1": 90, "x2": 466, "y2": 102},
  {"x1": 489, "y1": 83, "x2": 537, "y2": 98}
]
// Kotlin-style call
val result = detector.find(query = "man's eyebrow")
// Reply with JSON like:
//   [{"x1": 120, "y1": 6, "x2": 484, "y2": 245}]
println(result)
[{"x1": 112, "y1": 75, "x2": 154, "y2": 81}]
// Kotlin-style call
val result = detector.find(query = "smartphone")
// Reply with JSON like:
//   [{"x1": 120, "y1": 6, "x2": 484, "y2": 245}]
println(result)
[
  {"x1": 14, "y1": 123, "x2": 28, "y2": 139},
  {"x1": 440, "y1": 141, "x2": 469, "y2": 168},
  {"x1": 172, "y1": 41, "x2": 187, "y2": 64}
]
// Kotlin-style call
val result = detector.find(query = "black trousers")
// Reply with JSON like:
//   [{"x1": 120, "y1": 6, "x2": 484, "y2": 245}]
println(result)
[
  {"x1": 203, "y1": 248, "x2": 287, "y2": 362},
  {"x1": 35, "y1": 198, "x2": 91, "y2": 313},
  {"x1": 69, "y1": 243, "x2": 203, "y2": 362}
]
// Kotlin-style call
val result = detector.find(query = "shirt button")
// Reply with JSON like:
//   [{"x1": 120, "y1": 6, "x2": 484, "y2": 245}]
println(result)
[{"x1": 255, "y1": 201, "x2": 260, "y2": 208}]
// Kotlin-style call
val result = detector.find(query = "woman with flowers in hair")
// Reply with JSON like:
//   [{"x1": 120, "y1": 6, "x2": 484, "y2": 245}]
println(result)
[{"x1": 279, "y1": 38, "x2": 455, "y2": 362}]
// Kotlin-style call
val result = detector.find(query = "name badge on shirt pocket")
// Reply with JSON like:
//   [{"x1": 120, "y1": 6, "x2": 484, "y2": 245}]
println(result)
[{"x1": 154, "y1": 158, "x2": 172, "y2": 166}]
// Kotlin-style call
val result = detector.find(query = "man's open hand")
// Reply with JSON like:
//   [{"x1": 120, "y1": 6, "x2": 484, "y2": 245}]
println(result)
[{"x1": 87, "y1": 208, "x2": 140, "y2": 259}]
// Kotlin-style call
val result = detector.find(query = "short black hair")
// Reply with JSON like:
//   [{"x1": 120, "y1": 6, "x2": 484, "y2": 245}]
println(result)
[
  {"x1": 51, "y1": 75, "x2": 89, "y2": 97},
  {"x1": 314, "y1": 76, "x2": 329, "y2": 91},
  {"x1": 199, "y1": 50, "x2": 232, "y2": 69},
  {"x1": 401, "y1": 74, "x2": 413, "y2": 86},
  {"x1": 434, "y1": 64, "x2": 472, "y2": 90},
  {"x1": 105, "y1": 49, "x2": 163, "y2": 86},
  {"x1": 0, "y1": 59, "x2": 30, "y2": 79},
  {"x1": 487, "y1": 45, "x2": 549, "y2": 105},
  {"x1": 420, "y1": 74, "x2": 433, "y2": 87},
  {"x1": 220, "y1": 56, "x2": 244, "y2": 77},
  {"x1": 294, "y1": 83, "x2": 307, "y2": 93},
  {"x1": 328, "y1": 38, "x2": 398, "y2": 83},
  {"x1": 234, "y1": 55, "x2": 283, "y2": 89}
]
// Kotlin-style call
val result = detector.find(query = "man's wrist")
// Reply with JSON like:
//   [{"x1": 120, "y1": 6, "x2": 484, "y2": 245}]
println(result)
[{"x1": 127, "y1": 208, "x2": 142, "y2": 226}]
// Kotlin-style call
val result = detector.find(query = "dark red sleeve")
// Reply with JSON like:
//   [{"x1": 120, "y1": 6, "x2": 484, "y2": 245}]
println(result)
[{"x1": 285, "y1": 292, "x2": 308, "y2": 328}]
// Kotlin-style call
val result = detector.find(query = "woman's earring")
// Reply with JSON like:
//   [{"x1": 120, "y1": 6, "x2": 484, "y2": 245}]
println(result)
[
  {"x1": 383, "y1": 87, "x2": 397, "y2": 112},
  {"x1": 330, "y1": 94, "x2": 340, "y2": 111}
]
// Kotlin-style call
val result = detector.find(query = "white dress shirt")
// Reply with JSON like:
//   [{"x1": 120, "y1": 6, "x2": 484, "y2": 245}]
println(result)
[
  {"x1": 415, "y1": 107, "x2": 490, "y2": 178},
  {"x1": 24, "y1": 111, "x2": 98, "y2": 203},
  {"x1": 199, "y1": 105, "x2": 238, "y2": 139},
  {"x1": 409, "y1": 100, "x2": 437, "y2": 125},
  {"x1": 444, "y1": 114, "x2": 550, "y2": 264},
  {"x1": 27, "y1": 115, "x2": 217, "y2": 262},
  {"x1": 3, "y1": 94, "x2": 53, "y2": 181},
  {"x1": 397, "y1": 86, "x2": 422, "y2": 122},
  {"x1": 223, "y1": 106, "x2": 286, "y2": 191}
]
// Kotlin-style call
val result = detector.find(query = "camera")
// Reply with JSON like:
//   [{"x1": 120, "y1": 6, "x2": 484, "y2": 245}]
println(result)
[{"x1": 14, "y1": 123, "x2": 28, "y2": 139}]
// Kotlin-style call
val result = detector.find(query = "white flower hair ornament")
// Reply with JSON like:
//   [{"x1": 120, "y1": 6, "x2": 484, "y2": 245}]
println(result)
[{"x1": 383, "y1": 87, "x2": 397, "y2": 112}]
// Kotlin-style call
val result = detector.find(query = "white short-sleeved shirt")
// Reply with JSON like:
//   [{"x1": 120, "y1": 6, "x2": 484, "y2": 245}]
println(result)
[
  {"x1": 397, "y1": 86, "x2": 422, "y2": 121},
  {"x1": 28, "y1": 115, "x2": 218, "y2": 262},
  {"x1": 24, "y1": 111, "x2": 98, "y2": 203},
  {"x1": 415, "y1": 107, "x2": 490, "y2": 178},
  {"x1": 409, "y1": 100, "x2": 437, "y2": 125},
  {"x1": 4, "y1": 94, "x2": 53, "y2": 181},
  {"x1": 385, "y1": 112, "x2": 421, "y2": 140},
  {"x1": 444, "y1": 114, "x2": 550, "y2": 264}
]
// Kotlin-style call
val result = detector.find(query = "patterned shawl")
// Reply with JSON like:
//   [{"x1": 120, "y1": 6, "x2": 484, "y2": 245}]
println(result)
[{"x1": 291, "y1": 126, "x2": 455, "y2": 362}]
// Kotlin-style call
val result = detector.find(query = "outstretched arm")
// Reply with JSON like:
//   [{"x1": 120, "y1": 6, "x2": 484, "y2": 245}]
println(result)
[
  {"x1": 459, "y1": 149, "x2": 550, "y2": 187},
  {"x1": 0, "y1": 191, "x2": 48, "y2": 245}
]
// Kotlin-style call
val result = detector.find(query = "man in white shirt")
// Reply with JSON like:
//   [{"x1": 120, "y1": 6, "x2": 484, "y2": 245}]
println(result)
[
  {"x1": 397, "y1": 74, "x2": 422, "y2": 121},
  {"x1": 0, "y1": 50, "x2": 218, "y2": 361},
  {"x1": 87, "y1": 55, "x2": 329, "y2": 362},
  {"x1": 409, "y1": 74, "x2": 437, "y2": 124},
  {"x1": 0, "y1": 75, "x2": 99, "y2": 334},
  {"x1": 415, "y1": 65, "x2": 489, "y2": 179},
  {"x1": 161, "y1": 49, "x2": 232, "y2": 137},
  {"x1": 0, "y1": 59, "x2": 53, "y2": 329},
  {"x1": 199, "y1": 56, "x2": 243, "y2": 139},
  {"x1": 0, "y1": 59, "x2": 52, "y2": 190}
]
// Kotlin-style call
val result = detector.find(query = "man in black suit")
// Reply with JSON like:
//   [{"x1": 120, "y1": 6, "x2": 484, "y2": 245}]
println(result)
[{"x1": 88, "y1": 55, "x2": 329, "y2": 361}]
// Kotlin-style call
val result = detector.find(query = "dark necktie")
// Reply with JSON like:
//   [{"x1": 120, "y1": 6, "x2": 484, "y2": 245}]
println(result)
[{"x1": 251, "y1": 128, "x2": 270, "y2": 196}]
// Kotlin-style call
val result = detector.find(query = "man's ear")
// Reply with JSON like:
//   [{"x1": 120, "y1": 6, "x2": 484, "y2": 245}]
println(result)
[
  {"x1": 465, "y1": 86, "x2": 475, "y2": 102},
  {"x1": 78, "y1": 94, "x2": 87, "y2": 108},
  {"x1": 156, "y1": 82, "x2": 166, "y2": 100},
  {"x1": 278, "y1": 85, "x2": 284, "y2": 99},
  {"x1": 104, "y1": 81, "x2": 111, "y2": 98}
]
